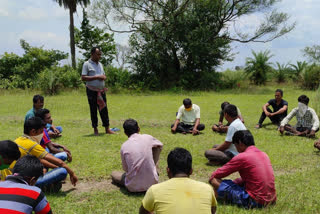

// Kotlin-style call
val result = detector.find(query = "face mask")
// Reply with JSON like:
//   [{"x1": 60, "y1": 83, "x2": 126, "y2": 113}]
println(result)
[
  {"x1": 31, "y1": 133, "x2": 43, "y2": 144},
  {"x1": 185, "y1": 107, "x2": 192, "y2": 111},
  {"x1": 298, "y1": 102, "x2": 308, "y2": 117},
  {"x1": 0, "y1": 156, "x2": 10, "y2": 170}
]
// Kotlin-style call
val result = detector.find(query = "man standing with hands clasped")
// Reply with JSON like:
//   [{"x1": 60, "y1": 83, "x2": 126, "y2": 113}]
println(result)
[{"x1": 82, "y1": 47, "x2": 115, "y2": 136}]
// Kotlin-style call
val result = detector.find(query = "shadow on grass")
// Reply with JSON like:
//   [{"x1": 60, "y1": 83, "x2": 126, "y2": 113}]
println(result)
[
  {"x1": 259, "y1": 122, "x2": 279, "y2": 131},
  {"x1": 82, "y1": 133, "x2": 106, "y2": 137},
  {"x1": 111, "y1": 182, "x2": 146, "y2": 197},
  {"x1": 46, "y1": 188, "x2": 76, "y2": 197}
]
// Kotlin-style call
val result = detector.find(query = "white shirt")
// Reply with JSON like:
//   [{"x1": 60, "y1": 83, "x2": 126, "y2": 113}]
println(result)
[{"x1": 225, "y1": 118, "x2": 246, "y2": 155}]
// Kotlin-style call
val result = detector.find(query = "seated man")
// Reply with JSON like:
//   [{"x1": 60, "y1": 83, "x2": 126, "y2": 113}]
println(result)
[
  {"x1": 111, "y1": 119, "x2": 163, "y2": 192},
  {"x1": 279, "y1": 95, "x2": 319, "y2": 137},
  {"x1": 14, "y1": 117, "x2": 78, "y2": 192},
  {"x1": 209, "y1": 130, "x2": 276, "y2": 208},
  {"x1": 171, "y1": 98, "x2": 205, "y2": 135},
  {"x1": 25, "y1": 94, "x2": 44, "y2": 122},
  {"x1": 0, "y1": 155, "x2": 52, "y2": 214},
  {"x1": 139, "y1": 148, "x2": 217, "y2": 214},
  {"x1": 256, "y1": 89, "x2": 288, "y2": 129},
  {"x1": 212, "y1": 101, "x2": 244, "y2": 133},
  {"x1": 0, "y1": 140, "x2": 21, "y2": 181},
  {"x1": 35, "y1": 109, "x2": 72, "y2": 162},
  {"x1": 205, "y1": 104, "x2": 246, "y2": 165}
]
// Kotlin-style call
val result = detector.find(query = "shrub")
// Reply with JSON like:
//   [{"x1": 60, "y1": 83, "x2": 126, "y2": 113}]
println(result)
[
  {"x1": 220, "y1": 69, "x2": 246, "y2": 89},
  {"x1": 105, "y1": 65, "x2": 132, "y2": 89},
  {"x1": 301, "y1": 64, "x2": 320, "y2": 90}
]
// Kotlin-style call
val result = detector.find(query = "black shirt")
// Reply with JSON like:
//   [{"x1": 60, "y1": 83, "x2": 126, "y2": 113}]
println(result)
[{"x1": 268, "y1": 99, "x2": 288, "y2": 115}]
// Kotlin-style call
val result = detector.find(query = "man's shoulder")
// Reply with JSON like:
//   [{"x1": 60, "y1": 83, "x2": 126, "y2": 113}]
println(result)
[
  {"x1": 193, "y1": 104, "x2": 200, "y2": 109},
  {"x1": 308, "y1": 107, "x2": 317, "y2": 114},
  {"x1": 281, "y1": 99, "x2": 288, "y2": 105},
  {"x1": 15, "y1": 136, "x2": 38, "y2": 147}
]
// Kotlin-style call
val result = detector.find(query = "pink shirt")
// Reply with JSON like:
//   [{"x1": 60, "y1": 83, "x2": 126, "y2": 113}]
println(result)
[
  {"x1": 210, "y1": 146, "x2": 276, "y2": 205},
  {"x1": 121, "y1": 133, "x2": 163, "y2": 192}
]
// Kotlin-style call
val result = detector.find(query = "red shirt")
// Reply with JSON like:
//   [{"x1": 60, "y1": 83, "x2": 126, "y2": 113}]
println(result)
[{"x1": 210, "y1": 146, "x2": 276, "y2": 205}]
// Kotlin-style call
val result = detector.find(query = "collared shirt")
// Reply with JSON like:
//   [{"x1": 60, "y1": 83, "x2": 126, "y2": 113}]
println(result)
[
  {"x1": 81, "y1": 58, "x2": 105, "y2": 89},
  {"x1": 121, "y1": 133, "x2": 163, "y2": 192},
  {"x1": 225, "y1": 118, "x2": 246, "y2": 155},
  {"x1": 176, "y1": 104, "x2": 200, "y2": 125},
  {"x1": 0, "y1": 176, "x2": 52, "y2": 214},
  {"x1": 280, "y1": 106, "x2": 319, "y2": 131},
  {"x1": 211, "y1": 146, "x2": 276, "y2": 205},
  {"x1": 25, "y1": 107, "x2": 35, "y2": 122},
  {"x1": 142, "y1": 177, "x2": 217, "y2": 214}
]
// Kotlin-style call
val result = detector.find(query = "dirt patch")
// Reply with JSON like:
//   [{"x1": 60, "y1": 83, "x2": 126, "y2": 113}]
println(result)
[{"x1": 61, "y1": 179, "x2": 119, "y2": 194}]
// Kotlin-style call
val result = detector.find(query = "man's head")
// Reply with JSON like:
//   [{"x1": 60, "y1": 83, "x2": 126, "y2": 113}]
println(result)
[
  {"x1": 275, "y1": 89, "x2": 283, "y2": 101},
  {"x1": 33, "y1": 95, "x2": 44, "y2": 110},
  {"x1": 298, "y1": 95, "x2": 309, "y2": 105},
  {"x1": 123, "y1": 119, "x2": 140, "y2": 137},
  {"x1": 35, "y1": 108, "x2": 52, "y2": 124},
  {"x1": 13, "y1": 155, "x2": 44, "y2": 186},
  {"x1": 167, "y1": 148, "x2": 192, "y2": 178},
  {"x1": 221, "y1": 101, "x2": 230, "y2": 111},
  {"x1": 223, "y1": 104, "x2": 238, "y2": 121},
  {"x1": 91, "y1": 47, "x2": 102, "y2": 62},
  {"x1": 183, "y1": 98, "x2": 192, "y2": 111},
  {"x1": 24, "y1": 117, "x2": 46, "y2": 140},
  {"x1": 232, "y1": 130, "x2": 255, "y2": 153},
  {"x1": 0, "y1": 140, "x2": 21, "y2": 170}
]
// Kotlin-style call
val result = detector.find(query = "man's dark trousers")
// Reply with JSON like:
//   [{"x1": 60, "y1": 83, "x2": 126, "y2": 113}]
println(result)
[{"x1": 86, "y1": 87, "x2": 110, "y2": 128}]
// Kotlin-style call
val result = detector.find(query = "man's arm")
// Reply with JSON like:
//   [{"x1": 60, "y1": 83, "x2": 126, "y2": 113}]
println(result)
[
  {"x1": 46, "y1": 142, "x2": 62, "y2": 154},
  {"x1": 81, "y1": 74, "x2": 106, "y2": 81},
  {"x1": 211, "y1": 206, "x2": 216, "y2": 214},
  {"x1": 51, "y1": 142, "x2": 72, "y2": 162},
  {"x1": 171, "y1": 119, "x2": 180, "y2": 133},
  {"x1": 280, "y1": 108, "x2": 297, "y2": 134},
  {"x1": 307, "y1": 109, "x2": 320, "y2": 137},
  {"x1": 139, "y1": 205, "x2": 151, "y2": 214},
  {"x1": 218, "y1": 114, "x2": 224, "y2": 125},
  {"x1": 192, "y1": 118, "x2": 200, "y2": 135},
  {"x1": 262, "y1": 103, "x2": 271, "y2": 116},
  {"x1": 270, "y1": 105, "x2": 288, "y2": 116},
  {"x1": 40, "y1": 159, "x2": 58, "y2": 169},
  {"x1": 213, "y1": 141, "x2": 232, "y2": 151}
]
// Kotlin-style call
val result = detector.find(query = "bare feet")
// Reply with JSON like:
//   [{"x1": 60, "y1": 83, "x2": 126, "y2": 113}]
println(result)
[
  {"x1": 255, "y1": 124, "x2": 261, "y2": 129},
  {"x1": 94, "y1": 128, "x2": 99, "y2": 136},
  {"x1": 314, "y1": 140, "x2": 320, "y2": 150},
  {"x1": 105, "y1": 128, "x2": 115, "y2": 134}
]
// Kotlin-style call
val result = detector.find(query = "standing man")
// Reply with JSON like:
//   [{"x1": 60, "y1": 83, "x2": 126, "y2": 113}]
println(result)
[
  {"x1": 81, "y1": 47, "x2": 114, "y2": 136},
  {"x1": 209, "y1": 130, "x2": 276, "y2": 208},
  {"x1": 139, "y1": 148, "x2": 217, "y2": 214},
  {"x1": 111, "y1": 119, "x2": 163, "y2": 192},
  {"x1": 25, "y1": 95, "x2": 44, "y2": 122},
  {"x1": 171, "y1": 98, "x2": 205, "y2": 135},
  {"x1": 255, "y1": 89, "x2": 288, "y2": 129},
  {"x1": 205, "y1": 104, "x2": 246, "y2": 165}
]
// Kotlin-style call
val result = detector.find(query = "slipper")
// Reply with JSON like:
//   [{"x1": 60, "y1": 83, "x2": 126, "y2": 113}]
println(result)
[{"x1": 110, "y1": 127, "x2": 120, "y2": 132}]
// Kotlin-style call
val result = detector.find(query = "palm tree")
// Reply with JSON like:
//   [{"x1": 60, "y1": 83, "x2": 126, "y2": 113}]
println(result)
[
  {"x1": 274, "y1": 62, "x2": 289, "y2": 83},
  {"x1": 53, "y1": 0, "x2": 90, "y2": 69},
  {"x1": 245, "y1": 50, "x2": 274, "y2": 85},
  {"x1": 289, "y1": 61, "x2": 308, "y2": 81}
]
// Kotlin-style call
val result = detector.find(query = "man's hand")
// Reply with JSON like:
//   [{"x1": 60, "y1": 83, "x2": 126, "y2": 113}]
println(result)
[
  {"x1": 52, "y1": 127, "x2": 60, "y2": 134},
  {"x1": 307, "y1": 130, "x2": 316, "y2": 138},
  {"x1": 279, "y1": 126, "x2": 284, "y2": 134},
  {"x1": 192, "y1": 129, "x2": 199, "y2": 135},
  {"x1": 69, "y1": 173, "x2": 78, "y2": 186},
  {"x1": 171, "y1": 126, "x2": 176, "y2": 133},
  {"x1": 97, "y1": 75, "x2": 106, "y2": 80},
  {"x1": 218, "y1": 121, "x2": 223, "y2": 126},
  {"x1": 265, "y1": 112, "x2": 271, "y2": 117}
]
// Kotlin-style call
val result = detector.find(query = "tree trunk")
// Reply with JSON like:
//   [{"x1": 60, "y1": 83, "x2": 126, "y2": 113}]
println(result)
[{"x1": 69, "y1": 9, "x2": 76, "y2": 69}]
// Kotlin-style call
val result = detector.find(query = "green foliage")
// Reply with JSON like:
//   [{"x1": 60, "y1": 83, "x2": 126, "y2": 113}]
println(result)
[
  {"x1": 289, "y1": 61, "x2": 308, "y2": 81},
  {"x1": 75, "y1": 9, "x2": 115, "y2": 66},
  {"x1": 104, "y1": 65, "x2": 133, "y2": 91},
  {"x1": 37, "y1": 65, "x2": 82, "y2": 95},
  {"x1": 245, "y1": 50, "x2": 274, "y2": 85},
  {"x1": 274, "y1": 62, "x2": 290, "y2": 83},
  {"x1": 301, "y1": 64, "x2": 320, "y2": 90},
  {"x1": 220, "y1": 69, "x2": 246, "y2": 89},
  {"x1": 303, "y1": 45, "x2": 320, "y2": 63}
]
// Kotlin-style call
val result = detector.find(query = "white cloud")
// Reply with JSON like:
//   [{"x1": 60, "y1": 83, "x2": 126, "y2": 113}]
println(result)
[
  {"x1": 18, "y1": 6, "x2": 48, "y2": 20},
  {"x1": 0, "y1": 8, "x2": 9, "y2": 17}
]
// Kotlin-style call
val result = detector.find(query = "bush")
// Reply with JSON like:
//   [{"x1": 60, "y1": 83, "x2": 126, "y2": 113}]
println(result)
[
  {"x1": 105, "y1": 65, "x2": 132, "y2": 89},
  {"x1": 301, "y1": 64, "x2": 320, "y2": 90},
  {"x1": 220, "y1": 69, "x2": 246, "y2": 89}
]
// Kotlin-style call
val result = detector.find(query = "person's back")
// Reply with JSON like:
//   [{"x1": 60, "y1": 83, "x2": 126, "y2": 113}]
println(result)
[{"x1": 143, "y1": 177, "x2": 215, "y2": 214}]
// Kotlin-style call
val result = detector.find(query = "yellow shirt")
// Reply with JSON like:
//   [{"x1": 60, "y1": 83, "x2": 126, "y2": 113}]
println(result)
[
  {"x1": 142, "y1": 177, "x2": 217, "y2": 214},
  {"x1": 0, "y1": 136, "x2": 48, "y2": 181}
]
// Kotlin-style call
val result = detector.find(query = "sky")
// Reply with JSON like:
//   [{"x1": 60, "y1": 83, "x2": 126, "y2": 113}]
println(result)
[{"x1": 0, "y1": 0, "x2": 319, "y2": 70}]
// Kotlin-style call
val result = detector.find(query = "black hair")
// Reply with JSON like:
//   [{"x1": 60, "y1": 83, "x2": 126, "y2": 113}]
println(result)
[
  {"x1": 224, "y1": 104, "x2": 238, "y2": 118},
  {"x1": 35, "y1": 108, "x2": 50, "y2": 120},
  {"x1": 183, "y1": 98, "x2": 192, "y2": 106},
  {"x1": 275, "y1": 89, "x2": 283, "y2": 96},
  {"x1": 33, "y1": 95, "x2": 44, "y2": 104},
  {"x1": 91, "y1": 47, "x2": 101, "y2": 55},
  {"x1": 232, "y1": 130, "x2": 255, "y2": 146},
  {"x1": 167, "y1": 147, "x2": 192, "y2": 176},
  {"x1": 221, "y1": 101, "x2": 230, "y2": 110},
  {"x1": 13, "y1": 155, "x2": 43, "y2": 179},
  {"x1": 24, "y1": 117, "x2": 46, "y2": 135},
  {"x1": 298, "y1": 95, "x2": 309, "y2": 105},
  {"x1": 0, "y1": 140, "x2": 20, "y2": 160},
  {"x1": 123, "y1": 119, "x2": 139, "y2": 137}
]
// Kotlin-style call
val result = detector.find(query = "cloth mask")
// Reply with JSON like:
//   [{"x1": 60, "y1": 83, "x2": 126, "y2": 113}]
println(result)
[
  {"x1": 298, "y1": 102, "x2": 308, "y2": 117},
  {"x1": 31, "y1": 133, "x2": 43, "y2": 144},
  {"x1": 0, "y1": 155, "x2": 10, "y2": 170},
  {"x1": 185, "y1": 107, "x2": 192, "y2": 111}
]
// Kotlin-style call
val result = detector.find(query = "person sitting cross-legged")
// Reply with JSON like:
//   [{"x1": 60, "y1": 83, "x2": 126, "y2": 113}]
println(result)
[
  {"x1": 279, "y1": 95, "x2": 319, "y2": 137},
  {"x1": 0, "y1": 155, "x2": 52, "y2": 214},
  {"x1": 139, "y1": 147, "x2": 217, "y2": 214},
  {"x1": 111, "y1": 119, "x2": 163, "y2": 192},
  {"x1": 13, "y1": 117, "x2": 78, "y2": 192},
  {"x1": 171, "y1": 98, "x2": 205, "y2": 135},
  {"x1": 209, "y1": 130, "x2": 276, "y2": 209},
  {"x1": 205, "y1": 104, "x2": 246, "y2": 165},
  {"x1": 35, "y1": 109, "x2": 72, "y2": 162},
  {"x1": 0, "y1": 140, "x2": 21, "y2": 181},
  {"x1": 212, "y1": 101, "x2": 244, "y2": 133}
]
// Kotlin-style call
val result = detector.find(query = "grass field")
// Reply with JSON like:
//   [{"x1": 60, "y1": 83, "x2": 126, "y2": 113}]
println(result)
[{"x1": 1, "y1": 85, "x2": 320, "y2": 214}]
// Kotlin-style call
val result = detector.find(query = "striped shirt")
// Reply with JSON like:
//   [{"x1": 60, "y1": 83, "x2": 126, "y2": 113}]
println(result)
[{"x1": 0, "y1": 176, "x2": 52, "y2": 214}]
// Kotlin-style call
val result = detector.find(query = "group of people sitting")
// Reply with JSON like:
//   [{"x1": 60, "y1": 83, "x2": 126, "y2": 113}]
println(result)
[{"x1": 0, "y1": 89, "x2": 319, "y2": 213}]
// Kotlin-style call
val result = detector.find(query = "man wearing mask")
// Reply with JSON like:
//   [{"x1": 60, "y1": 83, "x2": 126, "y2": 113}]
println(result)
[
  {"x1": 171, "y1": 98, "x2": 205, "y2": 135},
  {"x1": 279, "y1": 95, "x2": 319, "y2": 137},
  {"x1": 13, "y1": 117, "x2": 78, "y2": 192}
]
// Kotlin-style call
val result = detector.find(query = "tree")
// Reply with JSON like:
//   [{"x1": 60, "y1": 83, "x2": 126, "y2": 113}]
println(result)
[
  {"x1": 274, "y1": 62, "x2": 289, "y2": 83},
  {"x1": 289, "y1": 61, "x2": 308, "y2": 81},
  {"x1": 303, "y1": 45, "x2": 320, "y2": 64},
  {"x1": 75, "y1": 9, "x2": 116, "y2": 66},
  {"x1": 245, "y1": 50, "x2": 273, "y2": 85},
  {"x1": 53, "y1": 0, "x2": 90, "y2": 69}
]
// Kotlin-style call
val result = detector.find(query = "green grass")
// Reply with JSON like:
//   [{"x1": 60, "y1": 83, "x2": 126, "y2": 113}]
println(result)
[{"x1": 1, "y1": 85, "x2": 320, "y2": 214}]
